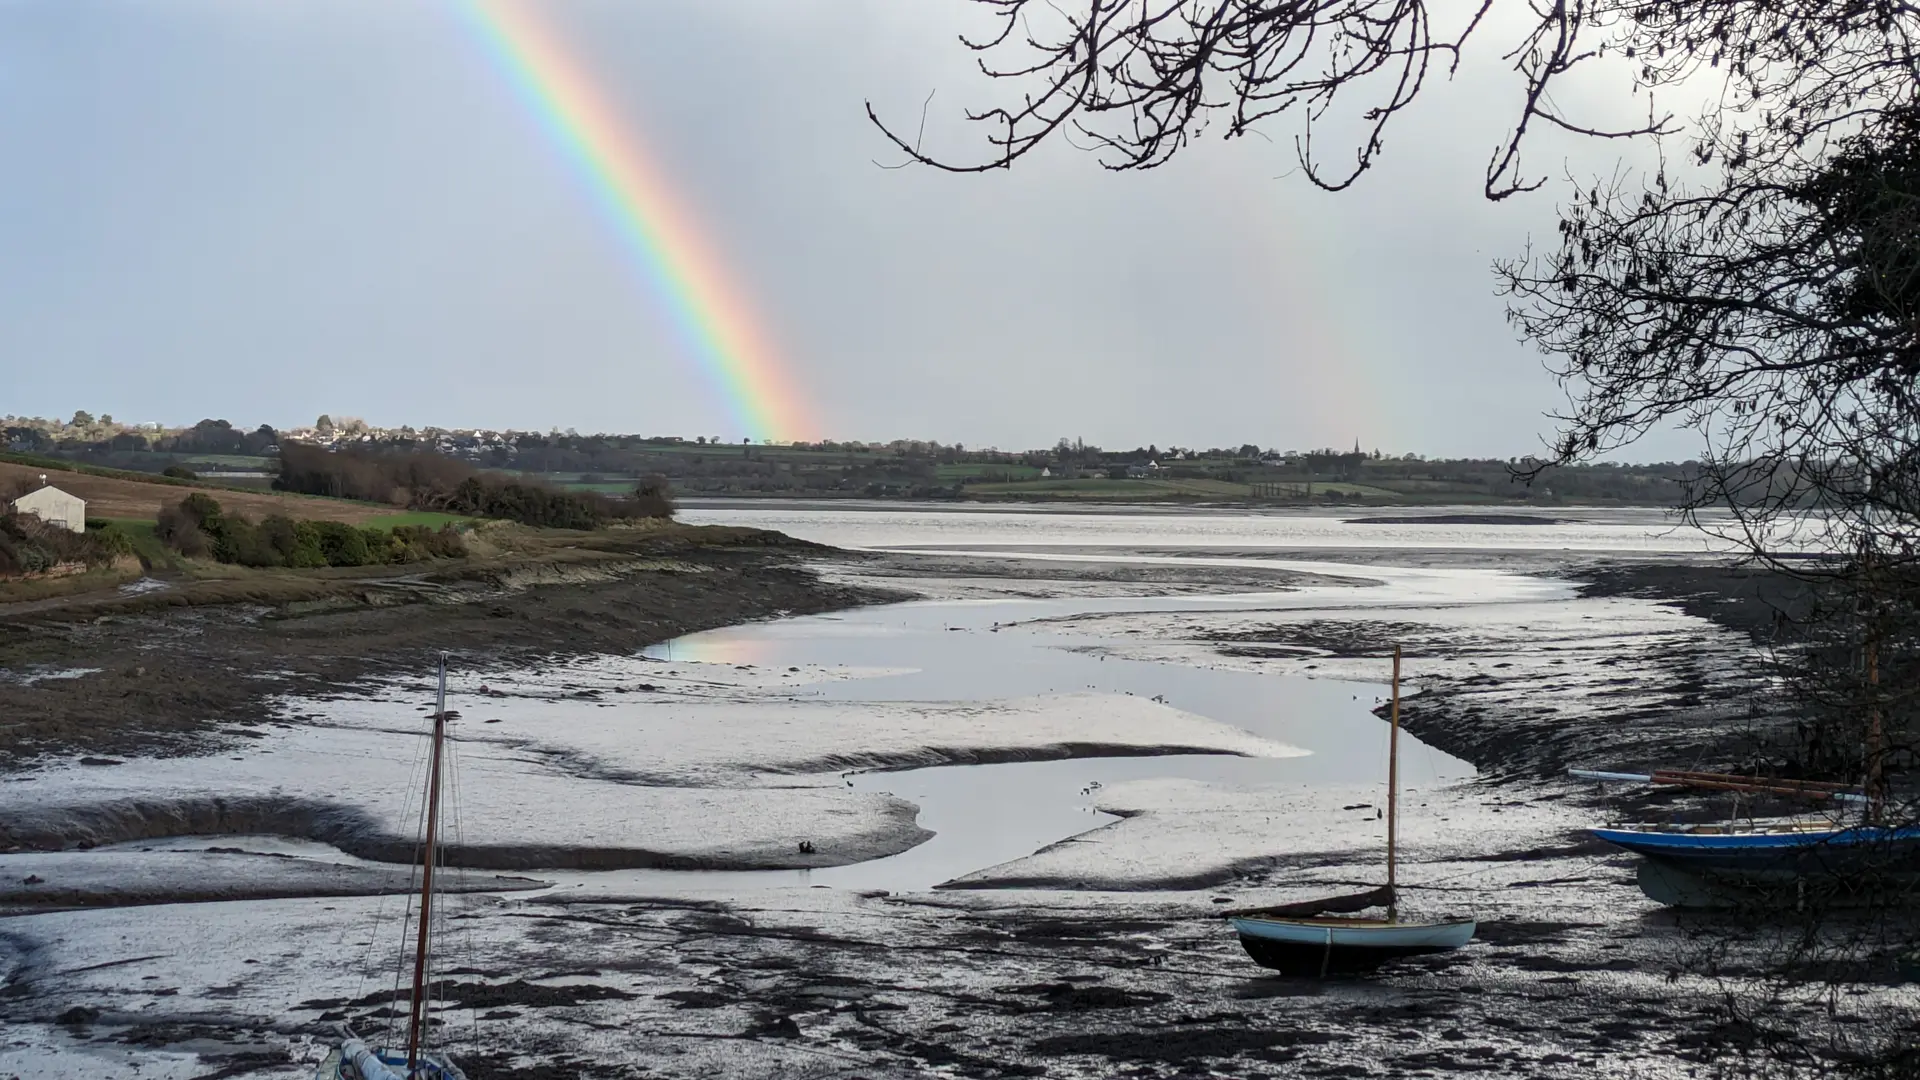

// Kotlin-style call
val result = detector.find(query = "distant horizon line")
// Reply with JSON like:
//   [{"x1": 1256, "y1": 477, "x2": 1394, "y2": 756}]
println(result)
[{"x1": 1, "y1": 414, "x2": 1704, "y2": 467}]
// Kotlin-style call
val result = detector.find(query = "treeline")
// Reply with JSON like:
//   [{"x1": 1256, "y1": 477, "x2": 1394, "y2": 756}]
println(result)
[
  {"x1": 155, "y1": 495, "x2": 466, "y2": 568},
  {"x1": 275, "y1": 444, "x2": 673, "y2": 527},
  {"x1": 5, "y1": 417, "x2": 277, "y2": 457}
]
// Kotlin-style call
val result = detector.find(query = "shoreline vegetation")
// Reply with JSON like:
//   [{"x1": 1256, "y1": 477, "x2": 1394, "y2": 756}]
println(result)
[
  {"x1": 1, "y1": 441, "x2": 677, "y2": 605},
  {"x1": 5, "y1": 413, "x2": 1701, "y2": 507}
]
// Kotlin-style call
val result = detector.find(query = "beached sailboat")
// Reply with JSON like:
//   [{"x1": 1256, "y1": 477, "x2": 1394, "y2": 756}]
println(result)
[
  {"x1": 1572, "y1": 768, "x2": 1920, "y2": 908},
  {"x1": 316, "y1": 656, "x2": 469, "y2": 1080},
  {"x1": 1229, "y1": 646, "x2": 1476, "y2": 975},
  {"x1": 1575, "y1": 638, "x2": 1920, "y2": 908}
]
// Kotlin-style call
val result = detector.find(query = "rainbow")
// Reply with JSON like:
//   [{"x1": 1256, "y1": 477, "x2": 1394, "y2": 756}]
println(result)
[{"x1": 457, "y1": 0, "x2": 814, "y2": 442}]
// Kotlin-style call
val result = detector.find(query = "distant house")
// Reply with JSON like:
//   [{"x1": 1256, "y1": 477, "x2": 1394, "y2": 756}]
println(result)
[
  {"x1": 10, "y1": 482, "x2": 86, "y2": 533},
  {"x1": 1039, "y1": 467, "x2": 1052, "y2": 478}
]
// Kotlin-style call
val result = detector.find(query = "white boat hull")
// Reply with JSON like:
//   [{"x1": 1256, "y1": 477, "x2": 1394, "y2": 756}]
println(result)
[{"x1": 1231, "y1": 916, "x2": 1477, "y2": 975}]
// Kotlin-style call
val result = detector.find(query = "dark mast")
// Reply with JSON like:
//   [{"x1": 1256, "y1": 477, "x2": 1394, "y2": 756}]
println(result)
[{"x1": 405, "y1": 654, "x2": 450, "y2": 1071}]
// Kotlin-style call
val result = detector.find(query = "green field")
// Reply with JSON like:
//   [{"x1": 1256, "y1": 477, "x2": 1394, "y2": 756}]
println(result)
[
  {"x1": 556, "y1": 481, "x2": 641, "y2": 494},
  {"x1": 1248, "y1": 481, "x2": 1407, "y2": 499},
  {"x1": 363, "y1": 511, "x2": 475, "y2": 529},
  {"x1": 178, "y1": 454, "x2": 275, "y2": 469},
  {"x1": 965, "y1": 477, "x2": 1256, "y2": 499},
  {"x1": 934, "y1": 463, "x2": 1043, "y2": 482},
  {"x1": 105, "y1": 519, "x2": 186, "y2": 572}
]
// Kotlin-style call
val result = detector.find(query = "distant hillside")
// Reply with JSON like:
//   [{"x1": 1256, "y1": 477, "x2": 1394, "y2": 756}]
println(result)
[{"x1": 10, "y1": 413, "x2": 1703, "y2": 506}]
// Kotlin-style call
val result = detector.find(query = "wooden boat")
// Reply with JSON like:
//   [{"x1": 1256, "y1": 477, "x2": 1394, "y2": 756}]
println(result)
[
  {"x1": 1586, "y1": 816, "x2": 1920, "y2": 909},
  {"x1": 1574, "y1": 638, "x2": 1920, "y2": 909},
  {"x1": 316, "y1": 656, "x2": 470, "y2": 1080},
  {"x1": 1230, "y1": 886, "x2": 1476, "y2": 974},
  {"x1": 1229, "y1": 646, "x2": 1476, "y2": 975},
  {"x1": 1574, "y1": 766, "x2": 1920, "y2": 907}
]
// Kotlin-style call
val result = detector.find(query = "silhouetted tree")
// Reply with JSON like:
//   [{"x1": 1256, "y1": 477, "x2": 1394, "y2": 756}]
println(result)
[{"x1": 884, "y1": 4, "x2": 1920, "y2": 1072}]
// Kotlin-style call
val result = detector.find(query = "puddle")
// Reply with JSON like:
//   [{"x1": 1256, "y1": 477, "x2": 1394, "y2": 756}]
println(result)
[
  {"x1": 1, "y1": 666, "x2": 102, "y2": 685},
  {"x1": 57, "y1": 524, "x2": 1585, "y2": 896},
  {"x1": 117, "y1": 576, "x2": 171, "y2": 596},
  {"x1": 106, "y1": 584, "x2": 1477, "y2": 894},
  {"x1": 585, "y1": 591, "x2": 1476, "y2": 891}
]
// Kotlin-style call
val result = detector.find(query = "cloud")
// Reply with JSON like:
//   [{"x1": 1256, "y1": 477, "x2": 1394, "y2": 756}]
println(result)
[{"x1": 0, "y1": 0, "x2": 1698, "y2": 459}]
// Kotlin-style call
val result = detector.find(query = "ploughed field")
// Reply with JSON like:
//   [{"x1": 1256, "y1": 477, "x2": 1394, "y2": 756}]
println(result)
[{"x1": 0, "y1": 459, "x2": 398, "y2": 525}]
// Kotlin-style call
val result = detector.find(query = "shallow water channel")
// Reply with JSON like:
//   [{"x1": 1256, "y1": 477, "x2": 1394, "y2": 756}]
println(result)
[{"x1": 549, "y1": 563, "x2": 1505, "y2": 893}]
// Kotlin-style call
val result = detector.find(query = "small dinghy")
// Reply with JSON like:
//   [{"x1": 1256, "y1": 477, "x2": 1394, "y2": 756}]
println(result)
[
  {"x1": 316, "y1": 656, "x2": 470, "y2": 1080},
  {"x1": 1229, "y1": 646, "x2": 1476, "y2": 975},
  {"x1": 1230, "y1": 886, "x2": 1476, "y2": 975},
  {"x1": 315, "y1": 1040, "x2": 465, "y2": 1080}
]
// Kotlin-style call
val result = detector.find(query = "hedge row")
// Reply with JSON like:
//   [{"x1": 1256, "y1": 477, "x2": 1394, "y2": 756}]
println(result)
[
  {"x1": 156, "y1": 494, "x2": 466, "y2": 568},
  {"x1": 276, "y1": 443, "x2": 673, "y2": 528}
]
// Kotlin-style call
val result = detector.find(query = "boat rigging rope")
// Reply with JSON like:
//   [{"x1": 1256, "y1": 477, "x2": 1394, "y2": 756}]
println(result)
[
  {"x1": 386, "y1": 690, "x2": 438, "y2": 1052},
  {"x1": 443, "y1": 709, "x2": 481, "y2": 1055},
  {"x1": 351, "y1": 691, "x2": 433, "y2": 1046}
]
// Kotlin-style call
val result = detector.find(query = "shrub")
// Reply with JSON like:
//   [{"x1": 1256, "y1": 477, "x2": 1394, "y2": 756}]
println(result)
[
  {"x1": 392, "y1": 523, "x2": 467, "y2": 560},
  {"x1": 161, "y1": 465, "x2": 198, "y2": 480},
  {"x1": 217, "y1": 514, "x2": 286, "y2": 567},
  {"x1": 277, "y1": 443, "x2": 672, "y2": 528},
  {"x1": 90, "y1": 522, "x2": 134, "y2": 559},
  {"x1": 155, "y1": 503, "x2": 210, "y2": 558},
  {"x1": 178, "y1": 493, "x2": 225, "y2": 532},
  {"x1": 360, "y1": 527, "x2": 399, "y2": 565},
  {"x1": 0, "y1": 512, "x2": 131, "y2": 576},
  {"x1": 0, "y1": 517, "x2": 56, "y2": 576},
  {"x1": 260, "y1": 515, "x2": 327, "y2": 568},
  {"x1": 312, "y1": 520, "x2": 371, "y2": 567},
  {"x1": 153, "y1": 493, "x2": 468, "y2": 569},
  {"x1": 632, "y1": 475, "x2": 675, "y2": 518}
]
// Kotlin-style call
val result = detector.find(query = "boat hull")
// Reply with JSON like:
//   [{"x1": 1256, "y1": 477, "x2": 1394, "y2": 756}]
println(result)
[
  {"x1": 1231, "y1": 917, "x2": 1476, "y2": 976},
  {"x1": 1594, "y1": 825, "x2": 1920, "y2": 908},
  {"x1": 319, "y1": 1042, "x2": 468, "y2": 1080}
]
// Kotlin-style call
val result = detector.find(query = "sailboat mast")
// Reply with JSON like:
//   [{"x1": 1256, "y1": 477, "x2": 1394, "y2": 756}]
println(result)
[
  {"x1": 1867, "y1": 634, "x2": 1883, "y2": 823},
  {"x1": 1387, "y1": 644, "x2": 1401, "y2": 923},
  {"x1": 405, "y1": 655, "x2": 449, "y2": 1071}
]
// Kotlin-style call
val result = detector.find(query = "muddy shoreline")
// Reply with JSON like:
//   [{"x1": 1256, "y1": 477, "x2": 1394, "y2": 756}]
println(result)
[
  {"x1": 1405, "y1": 560, "x2": 1804, "y2": 781},
  {"x1": 0, "y1": 535, "x2": 902, "y2": 767}
]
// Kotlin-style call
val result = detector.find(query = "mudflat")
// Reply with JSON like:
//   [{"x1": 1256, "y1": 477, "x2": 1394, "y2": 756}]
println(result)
[
  {"x1": 0, "y1": 527, "x2": 898, "y2": 765},
  {"x1": 0, "y1": 527, "x2": 1891, "y2": 1080}
]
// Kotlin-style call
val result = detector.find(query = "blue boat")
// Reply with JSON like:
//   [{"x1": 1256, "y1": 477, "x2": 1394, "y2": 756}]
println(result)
[
  {"x1": 1592, "y1": 822, "x2": 1920, "y2": 907},
  {"x1": 1574, "y1": 768, "x2": 1920, "y2": 907}
]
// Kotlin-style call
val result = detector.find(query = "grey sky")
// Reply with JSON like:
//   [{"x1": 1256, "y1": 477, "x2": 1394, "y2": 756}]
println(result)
[{"x1": 0, "y1": 0, "x2": 1697, "y2": 459}]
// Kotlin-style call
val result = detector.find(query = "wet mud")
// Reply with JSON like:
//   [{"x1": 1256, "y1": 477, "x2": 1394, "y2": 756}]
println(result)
[
  {"x1": 0, "y1": 540, "x2": 899, "y2": 767},
  {"x1": 1, "y1": 548, "x2": 1898, "y2": 1079}
]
